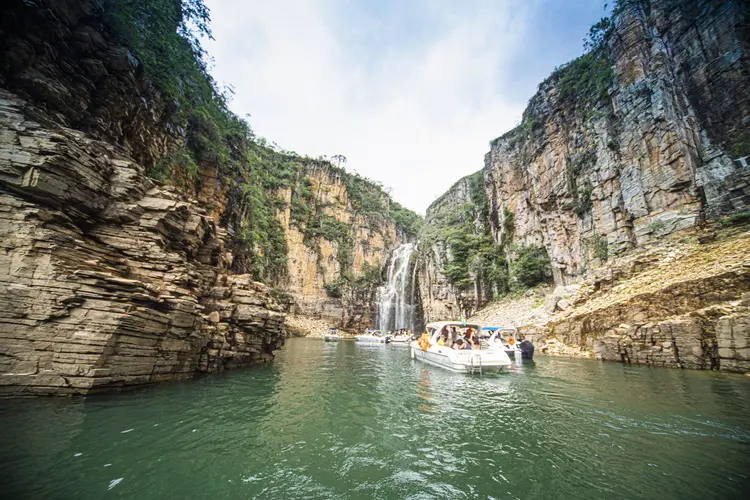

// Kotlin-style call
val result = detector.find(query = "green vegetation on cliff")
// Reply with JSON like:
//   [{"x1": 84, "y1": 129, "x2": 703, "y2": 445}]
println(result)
[
  {"x1": 421, "y1": 173, "x2": 511, "y2": 298},
  {"x1": 236, "y1": 144, "x2": 421, "y2": 284},
  {"x1": 420, "y1": 171, "x2": 552, "y2": 299},
  {"x1": 102, "y1": 0, "x2": 421, "y2": 286}
]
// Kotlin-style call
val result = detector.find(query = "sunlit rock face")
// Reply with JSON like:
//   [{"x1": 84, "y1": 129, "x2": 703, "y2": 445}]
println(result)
[
  {"x1": 484, "y1": 0, "x2": 749, "y2": 283},
  {"x1": 519, "y1": 234, "x2": 750, "y2": 374},
  {"x1": 0, "y1": 91, "x2": 285, "y2": 396},
  {"x1": 274, "y1": 165, "x2": 410, "y2": 331}
]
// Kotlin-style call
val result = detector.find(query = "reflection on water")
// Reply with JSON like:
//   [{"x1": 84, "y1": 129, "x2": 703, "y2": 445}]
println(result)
[
  {"x1": 417, "y1": 369, "x2": 434, "y2": 413},
  {"x1": 1, "y1": 339, "x2": 749, "y2": 499}
]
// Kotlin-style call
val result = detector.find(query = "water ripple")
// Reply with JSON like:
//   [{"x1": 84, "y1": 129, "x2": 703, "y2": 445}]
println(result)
[{"x1": 1, "y1": 340, "x2": 750, "y2": 499}]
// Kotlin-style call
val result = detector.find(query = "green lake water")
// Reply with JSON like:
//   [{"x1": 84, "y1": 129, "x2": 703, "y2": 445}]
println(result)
[{"x1": 1, "y1": 338, "x2": 749, "y2": 499}]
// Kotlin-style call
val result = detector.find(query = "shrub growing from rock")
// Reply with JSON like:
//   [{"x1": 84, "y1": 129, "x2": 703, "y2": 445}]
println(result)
[{"x1": 510, "y1": 245, "x2": 553, "y2": 290}]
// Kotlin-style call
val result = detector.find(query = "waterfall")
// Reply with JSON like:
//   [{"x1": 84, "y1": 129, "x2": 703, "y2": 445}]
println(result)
[{"x1": 376, "y1": 243, "x2": 415, "y2": 332}]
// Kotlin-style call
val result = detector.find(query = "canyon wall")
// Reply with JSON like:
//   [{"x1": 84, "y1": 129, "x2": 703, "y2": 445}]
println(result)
[
  {"x1": 275, "y1": 163, "x2": 414, "y2": 331},
  {"x1": 418, "y1": 0, "x2": 750, "y2": 324},
  {"x1": 485, "y1": 0, "x2": 749, "y2": 282},
  {"x1": 0, "y1": 0, "x2": 419, "y2": 394},
  {"x1": 0, "y1": 90, "x2": 285, "y2": 395},
  {"x1": 417, "y1": 173, "x2": 491, "y2": 322}
]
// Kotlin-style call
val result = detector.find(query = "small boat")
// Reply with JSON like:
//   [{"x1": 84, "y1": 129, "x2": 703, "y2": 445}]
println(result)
[
  {"x1": 388, "y1": 330, "x2": 412, "y2": 346},
  {"x1": 389, "y1": 334, "x2": 411, "y2": 345},
  {"x1": 482, "y1": 326, "x2": 534, "y2": 360},
  {"x1": 355, "y1": 330, "x2": 389, "y2": 344},
  {"x1": 410, "y1": 321, "x2": 512, "y2": 373},
  {"x1": 324, "y1": 327, "x2": 342, "y2": 342}
]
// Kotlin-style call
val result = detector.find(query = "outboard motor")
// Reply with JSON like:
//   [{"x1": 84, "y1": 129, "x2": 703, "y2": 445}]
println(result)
[{"x1": 519, "y1": 340, "x2": 535, "y2": 360}]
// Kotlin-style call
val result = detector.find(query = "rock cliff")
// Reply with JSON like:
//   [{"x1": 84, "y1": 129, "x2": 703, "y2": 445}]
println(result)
[
  {"x1": 0, "y1": 0, "x2": 420, "y2": 395},
  {"x1": 483, "y1": 0, "x2": 749, "y2": 282},
  {"x1": 0, "y1": 90, "x2": 285, "y2": 395},
  {"x1": 274, "y1": 162, "x2": 416, "y2": 331},
  {"x1": 418, "y1": 0, "x2": 750, "y2": 371},
  {"x1": 417, "y1": 173, "x2": 502, "y2": 322}
]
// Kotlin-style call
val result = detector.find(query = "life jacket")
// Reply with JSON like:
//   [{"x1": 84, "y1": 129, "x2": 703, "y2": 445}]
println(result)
[{"x1": 417, "y1": 337, "x2": 430, "y2": 351}]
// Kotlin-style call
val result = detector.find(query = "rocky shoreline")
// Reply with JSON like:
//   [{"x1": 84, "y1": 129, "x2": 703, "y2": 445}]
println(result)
[{"x1": 472, "y1": 227, "x2": 750, "y2": 373}]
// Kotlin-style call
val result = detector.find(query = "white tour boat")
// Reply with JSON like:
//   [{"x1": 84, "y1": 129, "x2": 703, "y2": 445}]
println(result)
[
  {"x1": 410, "y1": 321, "x2": 512, "y2": 373},
  {"x1": 355, "y1": 330, "x2": 389, "y2": 344}
]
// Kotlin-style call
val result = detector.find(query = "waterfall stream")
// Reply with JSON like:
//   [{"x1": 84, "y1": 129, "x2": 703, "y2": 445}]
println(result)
[{"x1": 375, "y1": 243, "x2": 415, "y2": 332}]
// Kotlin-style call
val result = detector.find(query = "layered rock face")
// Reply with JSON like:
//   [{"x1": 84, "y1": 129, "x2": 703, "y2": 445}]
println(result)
[
  {"x1": 522, "y1": 231, "x2": 750, "y2": 373},
  {"x1": 275, "y1": 164, "x2": 409, "y2": 330},
  {"x1": 485, "y1": 0, "x2": 749, "y2": 283},
  {"x1": 0, "y1": 92, "x2": 285, "y2": 395},
  {"x1": 0, "y1": 1, "x2": 293, "y2": 395},
  {"x1": 0, "y1": 0, "x2": 174, "y2": 168}
]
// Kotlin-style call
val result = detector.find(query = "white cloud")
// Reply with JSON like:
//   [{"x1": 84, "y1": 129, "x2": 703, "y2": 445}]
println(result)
[{"x1": 203, "y1": 0, "x2": 537, "y2": 213}]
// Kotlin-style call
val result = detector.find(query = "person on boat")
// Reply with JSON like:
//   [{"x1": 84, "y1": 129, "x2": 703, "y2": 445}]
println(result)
[
  {"x1": 465, "y1": 328, "x2": 477, "y2": 349},
  {"x1": 454, "y1": 338, "x2": 465, "y2": 350},
  {"x1": 437, "y1": 336, "x2": 445, "y2": 347},
  {"x1": 444, "y1": 331, "x2": 454, "y2": 348},
  {"x1": 417, "y1": 332, "x2": 430, "y2": 351}
]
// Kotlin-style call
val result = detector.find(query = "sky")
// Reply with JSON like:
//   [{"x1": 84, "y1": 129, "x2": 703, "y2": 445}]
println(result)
[{"x1": 203, "y1": 0, "x2": 610, "y2": 214}]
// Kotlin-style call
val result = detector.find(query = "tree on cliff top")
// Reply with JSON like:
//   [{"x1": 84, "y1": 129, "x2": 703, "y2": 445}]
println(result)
[{"x1": 105, "y1": 0, "x2": 215, "y2": 103}]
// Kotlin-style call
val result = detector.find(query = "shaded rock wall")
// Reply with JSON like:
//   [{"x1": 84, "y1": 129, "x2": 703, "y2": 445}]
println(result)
[
  {"x1": 485, "y1": 0, "x2": 750, "y2": 283},
  {"x1": 0, "y1": 0, "x2": 174, "y2": 168},
  {"x1": 419, "y1": 0, "x2": 750, "y2": 330},
  {"x1": 416, "y1": 175, "x2": 476, "y2": 323},
  {"x1": 0, "y1": 90, "x2": 285, "y2": 396}
]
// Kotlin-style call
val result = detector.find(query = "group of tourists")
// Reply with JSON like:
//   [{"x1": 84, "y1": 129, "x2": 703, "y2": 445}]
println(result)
[
  {"x1": 413, "y1": 326, "x2": 479, "y2": 351},
  {"x1": 387, "y1": 328, "x2": 412, "y2": 337}
]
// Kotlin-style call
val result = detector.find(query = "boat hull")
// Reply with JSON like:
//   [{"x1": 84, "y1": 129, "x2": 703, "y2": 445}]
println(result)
[
  {"x1": 410, "y1": 343, "x2": 511, "y2": 373},
  {"x1": 389, "y1": 337, "x2": 410, "y2": 346},
  {"x1": 355, "y1": 336, "x2": 388, "y2": 344},
  {"x1": 324, "y1": 335, "x2": 341, "y2": 342}
]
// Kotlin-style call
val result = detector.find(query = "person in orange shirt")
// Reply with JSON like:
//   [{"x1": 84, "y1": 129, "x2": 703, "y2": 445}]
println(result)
[{"x1": 417, "y1": 332, "x2": 430, "y2": 351}]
